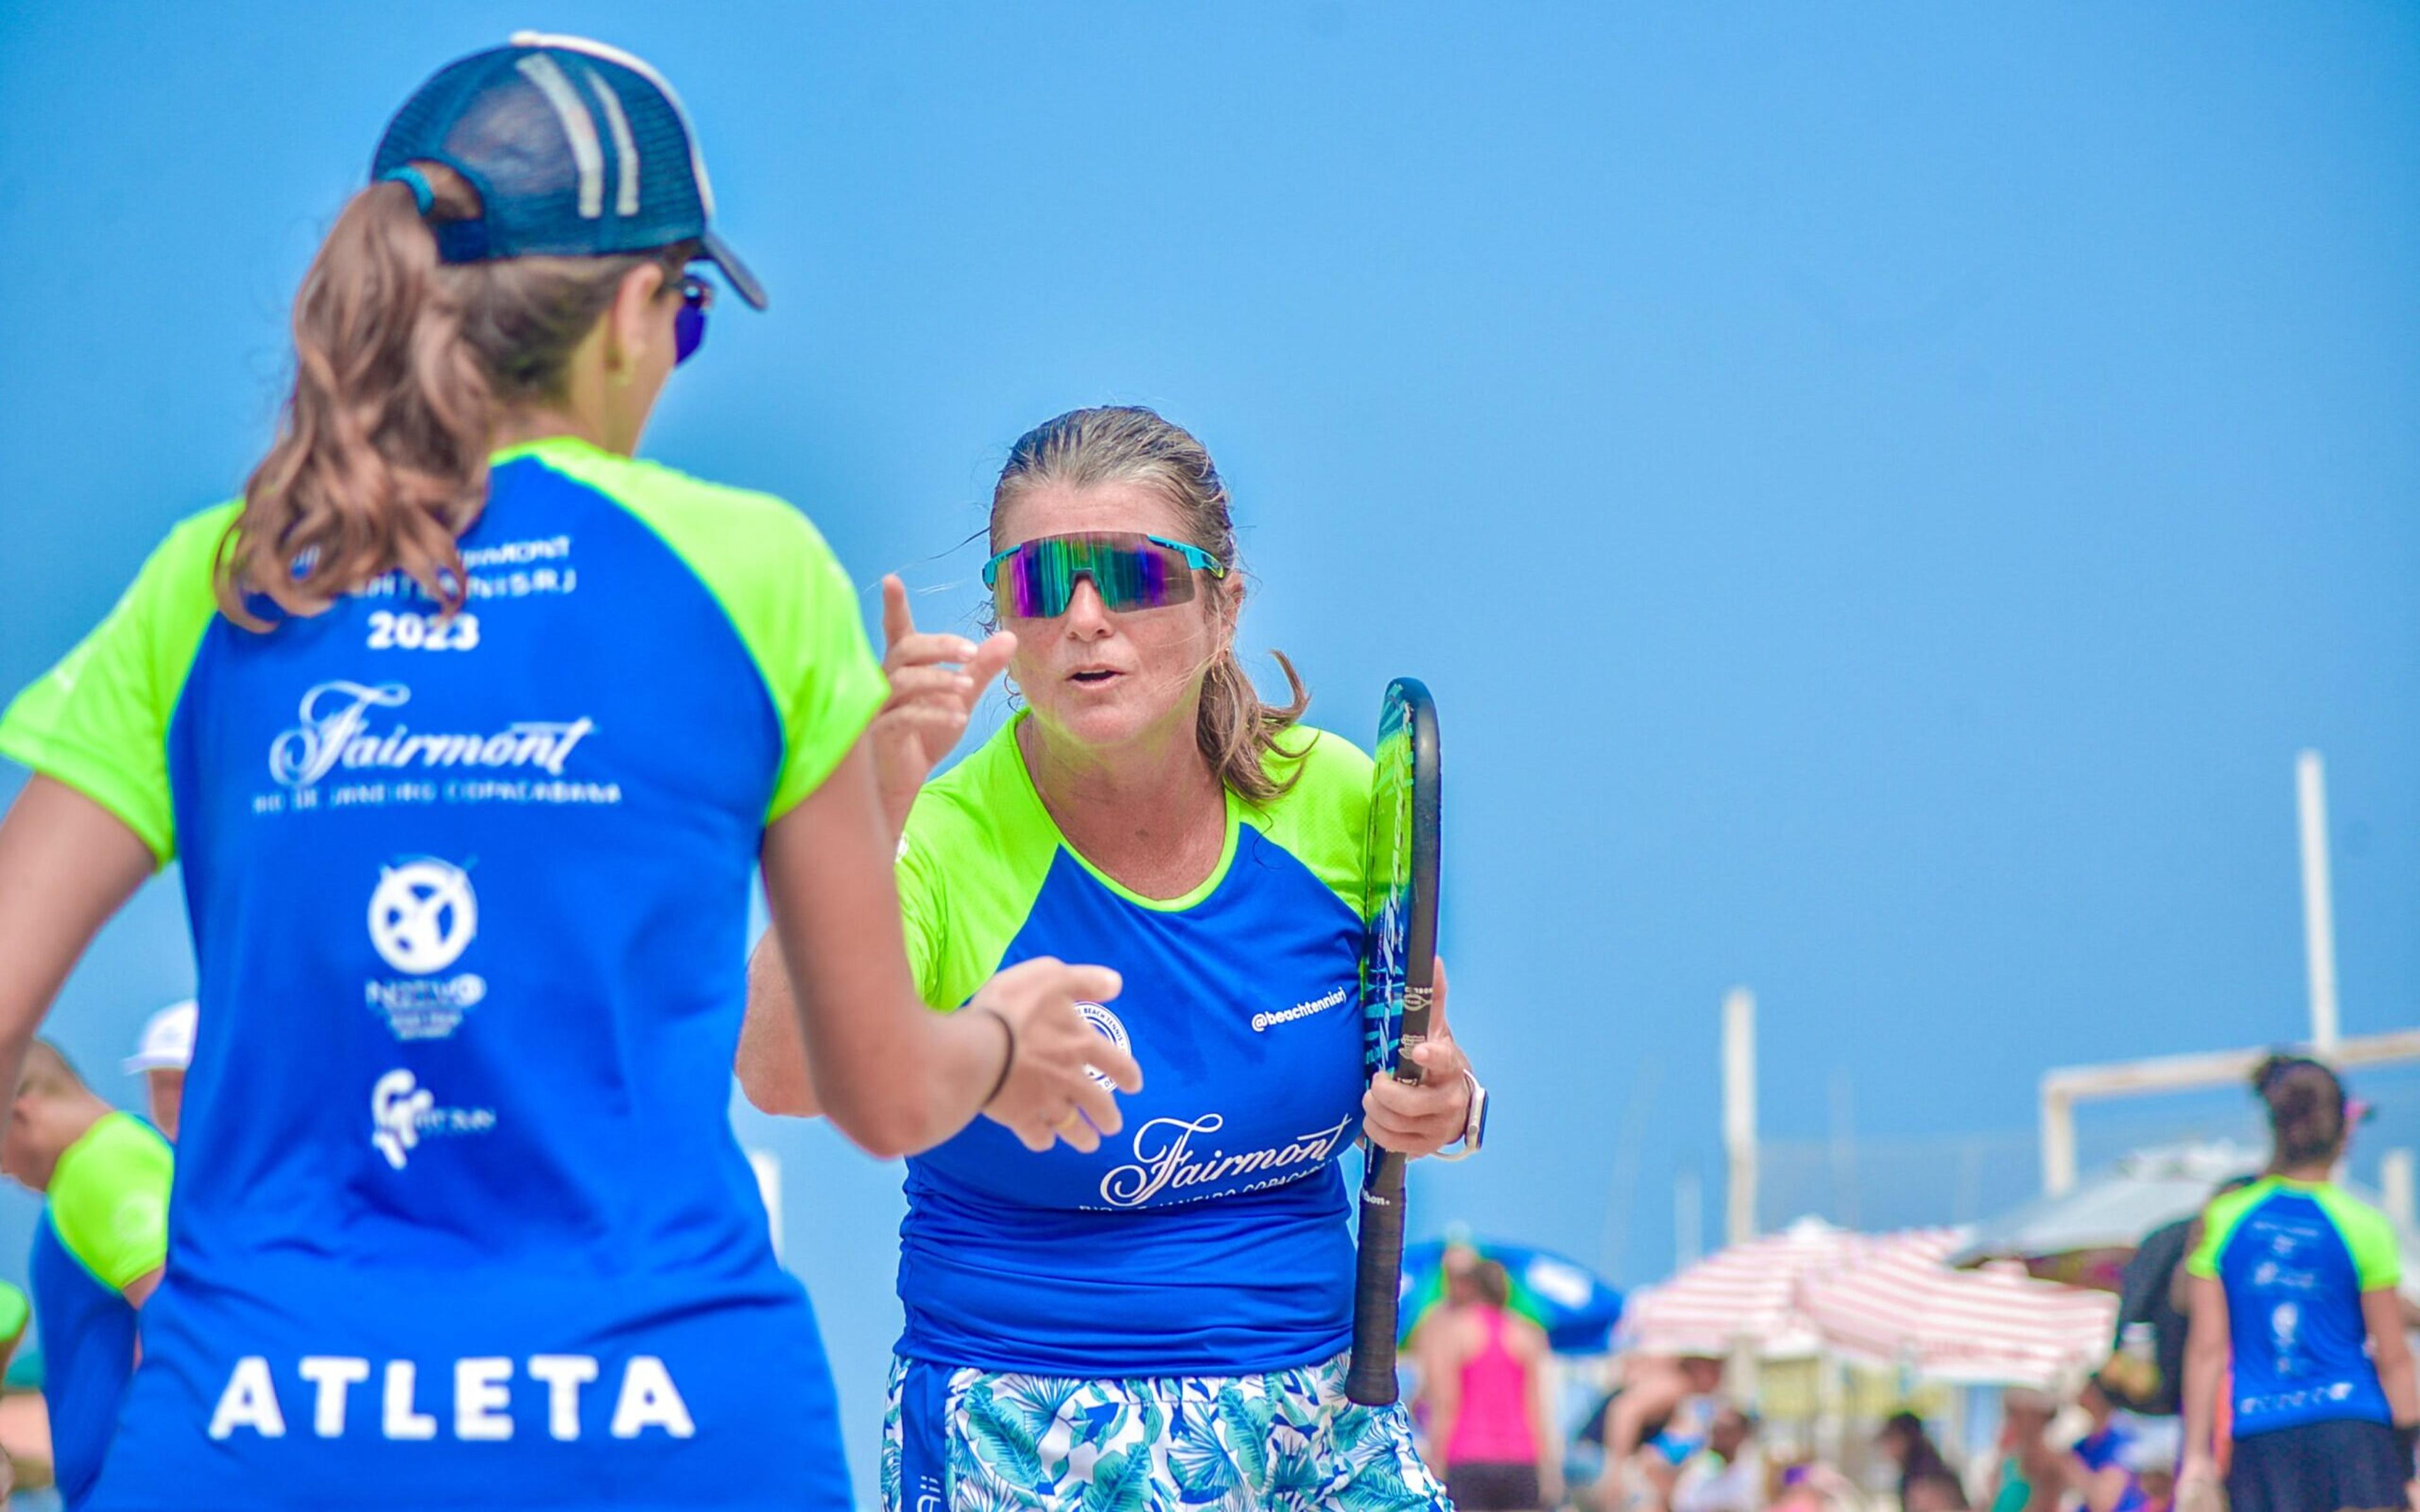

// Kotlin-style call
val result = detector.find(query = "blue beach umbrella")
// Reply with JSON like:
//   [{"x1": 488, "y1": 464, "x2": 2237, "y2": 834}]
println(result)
[{"x1": 1400, "y1": 1239, "x2": 1624, "y2": 1353}]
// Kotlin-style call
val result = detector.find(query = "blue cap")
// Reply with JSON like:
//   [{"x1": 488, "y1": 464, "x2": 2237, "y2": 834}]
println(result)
[{"x1": 371, "y1": 33, "x2": 766, "y2": 309}]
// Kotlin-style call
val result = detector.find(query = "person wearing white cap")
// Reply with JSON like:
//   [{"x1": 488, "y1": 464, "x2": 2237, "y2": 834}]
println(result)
[{"x1": 122, "y1": 999, "x2": 194, "y2": 1143}]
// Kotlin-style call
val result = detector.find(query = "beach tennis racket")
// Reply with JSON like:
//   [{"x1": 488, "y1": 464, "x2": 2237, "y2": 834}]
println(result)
[{"x1": 1345, "y1": 677, "x2": 1443, "y2": 1407}]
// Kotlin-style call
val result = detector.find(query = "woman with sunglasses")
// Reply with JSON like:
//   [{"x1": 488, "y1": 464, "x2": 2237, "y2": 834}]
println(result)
[
  {"x1": 740, "y1": 405, "x2": 1487, "y2": 1511},
  {"x1": 0, "y1": 38, "x2": 1131, "y2": 1511},
  {"x1": 2177, "y1": 1056, "x2": 2417, "y2": 1512}
]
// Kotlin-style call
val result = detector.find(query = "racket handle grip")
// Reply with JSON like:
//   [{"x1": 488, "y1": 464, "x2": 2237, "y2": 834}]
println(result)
[{"x1": 1345, "y1": 1155, "x2": 1408, "y2": 1406}]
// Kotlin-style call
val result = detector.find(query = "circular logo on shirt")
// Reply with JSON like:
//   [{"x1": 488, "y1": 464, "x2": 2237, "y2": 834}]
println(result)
[
  {"x1": 368, "y1": 859, "x2": 478, "y2": 976},
  {"x1": 1075, "y1": 1002, "x2": 1130, "y2": 1091}
]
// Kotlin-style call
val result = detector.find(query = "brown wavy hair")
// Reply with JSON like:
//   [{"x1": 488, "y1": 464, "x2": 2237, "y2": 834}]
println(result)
[
  {"x1": 218, "y1": 161, "x2": 693, "y2": 626},
  {"x1": 989, "y1": 406, "x2": 1311, "y2": 804}
]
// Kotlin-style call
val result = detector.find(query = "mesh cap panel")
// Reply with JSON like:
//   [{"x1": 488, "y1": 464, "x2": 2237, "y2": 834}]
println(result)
[{"x1": 371, "y1": 37, "x2": 762, "y2": 306}]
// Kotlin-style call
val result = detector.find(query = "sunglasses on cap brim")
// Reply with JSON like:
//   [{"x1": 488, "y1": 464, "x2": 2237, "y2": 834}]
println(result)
[{"x1": 981, "y1": 532, "x2": 1227, "y2": 619}]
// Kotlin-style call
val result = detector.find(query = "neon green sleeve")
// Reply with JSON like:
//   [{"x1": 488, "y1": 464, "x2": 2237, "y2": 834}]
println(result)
[
  {"x1": 2186, "y1": 1180, "x2": 2269, "y2": 1279},
  {"x1": 2315, "y1": 1186, "x2": 2402, "y2": 1292},
  {"x1": 48, "y1": 1113, "x2": 173, "y2": 1295},
  {"x1": 896, "y1": 825, "x2": 948, "y2": 1005},
  {"x1": 894, "y1": 724, "x2": 1061, "y2": 1012},
  {"x1": 1250, "y1": 728, "x2": 1374, "y2": 915},
  {"x1": 0, "y1": 505, "x2": 233, "y2": 864},
  {"x1": 519, "y1": 443, "x2": 888, "y2": 822},
  {"x1": 0, "y1": 1281, "x2": 27, "y2": 1354}
]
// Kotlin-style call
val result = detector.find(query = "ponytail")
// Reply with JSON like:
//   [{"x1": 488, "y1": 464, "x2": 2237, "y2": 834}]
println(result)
[
  {"x1": 2252, "y1": 1053, "x2": 2348, "y2": 1169},
  {"x1": 219, "y1": 163, "x2": 689, "y2": 627},
  {"x1": 1196, "y1": 646, "x2": 1311, "y2": 805}
]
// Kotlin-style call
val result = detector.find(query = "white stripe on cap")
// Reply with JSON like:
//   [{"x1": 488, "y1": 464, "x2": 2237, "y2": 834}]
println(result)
[
  {"x1": 515, "y1": 53, "x2": 605, "y2": 219},
  {"x1": 582, "y1": 66, "x2": 642, "y2": 216},
  {"x1": 510, "y1": 32, "x2": 717, "y2": 215}
]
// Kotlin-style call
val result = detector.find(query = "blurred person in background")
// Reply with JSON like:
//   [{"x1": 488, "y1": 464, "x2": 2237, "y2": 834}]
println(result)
[
  {"x1": 1767, "y1": 1460, "x2": 1867, "y2": 1512},
  {"x1": 2179, "y1": 1055, "x2": 2418, "y2": 1512},
  {"x1": 1666, "y1": 1404, "x2": 1761, "y2": 1512},
  {"x1": 2102, "y1": 1174, "x2": 2260, "y2": 1431},
  {"x1": 1877, "y1": 1411, "x2": 1953, "y2": 1509},
  {"x1": 0, "y1": 1041, "x2": 170, "y2": 1510},
  {"x1": 1982, "y1": 1389, "x2": 2063, "y2": 1512},
  {"x1": 1417, "y1": 1254, "x2": 1558, "y2": 1511},
  {"x1": 1581, "y1": 1353, "x2": 1722, "y2": 1511},
  {"x1": 2067, "y1": 1376, "x2": 2149, "y2": 1512},
  {"x1": 1903, "y1": 1469, "x2": 1973, "y2": 1512},
  {"x1": 121, "y1": 999, "x2": 194, "y2": 1142}
]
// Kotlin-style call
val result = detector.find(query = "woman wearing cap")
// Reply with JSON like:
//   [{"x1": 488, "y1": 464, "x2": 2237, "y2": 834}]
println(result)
[
  {"x1": 0, "y1": 37, "x2": 1132, "y2": 1511},
  {"x1": 2178, "y1": 1056, "x2": 2418, "y2": 1512},
  {"x1": 740, "y1": 406, "x2": 1484, "y2": 1511},
  {"x1": 124, "y1": 1000, "x2": 197, "y2": 1142}
]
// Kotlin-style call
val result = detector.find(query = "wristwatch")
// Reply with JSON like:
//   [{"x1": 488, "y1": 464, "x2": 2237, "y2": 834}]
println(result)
[{"x1": 1434, "y1": 1071, "x2": 1487, "y2": 1162}]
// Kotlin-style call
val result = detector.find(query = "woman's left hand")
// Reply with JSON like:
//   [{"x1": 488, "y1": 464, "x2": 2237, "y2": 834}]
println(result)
[{"x1": 1363, "y1": 958, "x2": 1475, "y2": 1157}]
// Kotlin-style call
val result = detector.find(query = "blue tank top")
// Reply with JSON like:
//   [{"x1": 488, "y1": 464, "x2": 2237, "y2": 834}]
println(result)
[
  {"x1": 27, "y1": 1113, "x2": 172, "y2": 1509},
  {"x1": 2186, "y1": 1176, "x2": 2399, "y2": 1436},
  {"x1": 892, "y1": 716, "x2": 1373, "y2": 1376},
  {"x1": 0, "y1": 438, "x2": 887, "y2": 1509}
]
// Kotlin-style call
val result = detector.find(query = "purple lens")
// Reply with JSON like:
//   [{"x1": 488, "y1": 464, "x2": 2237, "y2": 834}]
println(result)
[{"x1": 674, "y1": 304, "x2": 706, "y2": 365}]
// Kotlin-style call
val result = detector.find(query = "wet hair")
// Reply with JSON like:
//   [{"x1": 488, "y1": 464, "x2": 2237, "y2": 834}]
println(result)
[
  {"x1": 2252, "y1": 1053, "x2": 2348, "y2": 1168},
  {"x1": 219, "y1": 161, "x2": 694, "y2": 627},
  {"x1": 988, "y1": 406, "x2": 1310, "y2": 803}
]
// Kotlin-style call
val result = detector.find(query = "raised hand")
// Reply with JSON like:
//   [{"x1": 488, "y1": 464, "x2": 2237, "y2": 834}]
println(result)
[
  {"x1": 872, "y1": 573, "x2": 1015, "y2": 835},
  {"x1": 971, "y1": 956, "x2": 1144, "y2": 1154}
]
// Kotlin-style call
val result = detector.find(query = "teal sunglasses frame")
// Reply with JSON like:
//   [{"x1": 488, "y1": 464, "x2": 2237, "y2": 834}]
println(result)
[{"x1": 980, "y1": 532, "x2": 1228, "y2": 617}]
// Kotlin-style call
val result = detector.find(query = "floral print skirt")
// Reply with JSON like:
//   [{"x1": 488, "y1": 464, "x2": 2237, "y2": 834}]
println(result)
[{"x1": 882, "y1": 1351, "x2": 1454, "y2": 1511}]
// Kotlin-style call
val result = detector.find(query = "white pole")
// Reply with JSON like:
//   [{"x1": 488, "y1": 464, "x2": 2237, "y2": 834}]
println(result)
[
  {"x1": 2296, "y1": 750, "x2": 2341, "y2": 1053},
  {"x1": 2382, "y1": 1149, "x2": 2416, "y2": 1235},
  {"x1": 2041, "y1": 1082, "x2": 2076, "y2": 1196},
  {"x1": 1724, "y1": 987, "x2": 1758, "y2": 1246},
  {"x1": 1676, "y1": 1164, "x2": 1703, "y2": 1272}
]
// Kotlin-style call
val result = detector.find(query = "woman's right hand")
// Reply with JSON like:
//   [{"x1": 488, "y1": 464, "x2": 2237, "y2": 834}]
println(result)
[
  {"x1": 970, "y1": 956, "x2": 1143, "y2": 1153},
  {"x1": 872, "y1": 574, "x2": 1015, "y2": 835}
]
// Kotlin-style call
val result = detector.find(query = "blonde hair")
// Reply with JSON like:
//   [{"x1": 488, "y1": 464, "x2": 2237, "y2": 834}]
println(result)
[
  {"x1": 991, "y1": 406, "x2": 1310, "y2": 803},
  {"x1": 218, "y1": 162, "x2": 692, "y2": 626}
]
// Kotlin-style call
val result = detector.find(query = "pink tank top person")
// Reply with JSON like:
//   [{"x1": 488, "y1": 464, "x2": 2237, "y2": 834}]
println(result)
[{"x1": 1446, "y1": 1305, "x2": 1541, "y2": 1465}]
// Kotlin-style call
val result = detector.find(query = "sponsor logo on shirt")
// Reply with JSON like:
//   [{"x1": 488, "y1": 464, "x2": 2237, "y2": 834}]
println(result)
[
  {"x1": 1075, "y1": 1002, "x2": 1129, "y2": 1090},
  {"x1": 1250, "y1": 983, "x2": 1349, "y2": 1033},
  {"x1": 371, "y1": 1069, "x2": 495, "y2": 1170},
  {"x1": 1097, "y1": 1113, "x2": 1356, "y2": 1208},
  {"x1": 351, "y1": 534, "x2": 582, "y2": 603},
  {"x1": 366, "y1": 860, "x2": 486, "y2": 1040},
  {"x1": 207, "y1": 1351, "x2": 692, "y2": 1443},
  {"x1": 270, "y1": 681, "x2": 594, "y2": 794}
]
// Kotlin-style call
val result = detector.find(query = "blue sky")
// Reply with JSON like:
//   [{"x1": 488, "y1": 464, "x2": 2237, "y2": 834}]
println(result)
[{"x1": 3, "y1": 1, "x2": 2417, "y2": 1494}]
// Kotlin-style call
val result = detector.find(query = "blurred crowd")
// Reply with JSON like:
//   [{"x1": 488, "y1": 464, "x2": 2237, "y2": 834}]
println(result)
[{"x1": 1406, "y1": 1051, "x2": 2420, "y2": 1512}]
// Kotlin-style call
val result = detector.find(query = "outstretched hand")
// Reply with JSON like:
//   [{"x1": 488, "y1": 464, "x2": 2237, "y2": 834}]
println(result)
[
  {"x1": 871, "y1": 574, "x2": 1015, "y2": 835},
  {"x1": 1363, "y1": 958, "x2": 1474, "y2": 1156},
  {"x1": 974, "y1": 956, "x2": 1144, "y2": 1154}
]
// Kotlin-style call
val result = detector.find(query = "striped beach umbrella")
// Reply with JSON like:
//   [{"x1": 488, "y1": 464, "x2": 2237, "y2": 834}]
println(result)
[
  {"x1": 1616, "y1": 1217, "x2": 1911, "y2": 1358},
  {"x1": 1799, "y1": 1239, "x2": 2118, "y2": 1389}
]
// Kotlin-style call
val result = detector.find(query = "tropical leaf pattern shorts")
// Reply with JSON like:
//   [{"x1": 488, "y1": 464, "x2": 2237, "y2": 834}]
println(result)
[{"x1": 882, "y1": 1351, "x2": 1453, "y2": 1511}]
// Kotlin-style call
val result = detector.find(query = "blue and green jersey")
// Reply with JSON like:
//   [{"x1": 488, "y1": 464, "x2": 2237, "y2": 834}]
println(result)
[
  {"x1": 28, "y1": 1113, "x2": 170, "y2": 1511},
  {"x1": 2186, "y1": 1175, "x2": 2399, "y2": 1437},
  {"x1": 0, "y1": 437, "x2": 885, "y2": 1509},
  {"x1": 893, "y1": 715, "x2": 1374, "y2": 1377}
]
